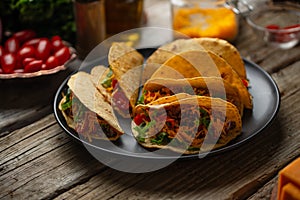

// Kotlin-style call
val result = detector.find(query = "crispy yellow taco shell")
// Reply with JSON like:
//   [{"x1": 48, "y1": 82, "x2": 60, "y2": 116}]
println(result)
[
  {"x1": 96, "y1": 42, "x2": 144, "y2": 118},
  {"x1": 149, "y1": 50, "x2": 252, "y2": 109},
  {"x1": 139, "y1": 77, "x2": 244, "y2": 116},
  {"x1": 143, "y1": 38, "x2": 205, "y2": 81},
  {"x1": 194, "y1": 37, "x2": 246, "y2": 79},
  {"x1": 132, "y1": 95, "x2": 242, "y2": 154},
  {"x1": 144, "y1": 38, "x2": 246, "y2": 81},
  {"x1": 59, "y1": 71, "x2": 124, "y2": 142},
  {"x1": 90, "y1": 65, "x2": 112, "y2": 103}
]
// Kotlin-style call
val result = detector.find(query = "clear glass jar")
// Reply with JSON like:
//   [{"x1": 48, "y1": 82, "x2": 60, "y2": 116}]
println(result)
[
  {"x1": 170, "y1": 0, "x2": 239, "y2": 41},
  {"x1": 105, "y1": 0, "x2": 144, "y2": 37},
  {"x1": 73, "y1": 0, "x2": 106, "y2": 59}
]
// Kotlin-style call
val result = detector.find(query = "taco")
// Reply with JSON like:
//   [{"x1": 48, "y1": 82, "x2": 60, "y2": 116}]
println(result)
[
  {"x1": 144, "y1": 38, "x2": 247, "y2": 82},
  {"x1": 149, "y1": 50, "x2": 252, "y2": 109},
  {"x1": 90, "y1": 65, "x2": 113, "y2": 102},
  {"x1": 59, "y1": 71, "x2": 124, "y2": 142},
  {"x1": 96, "y1": 42, "x2": 144, "y2": 117},
  {"x1": 143, "y1": 38, "x2": 205, "y2": 81},
  {"x1": 194, "y1": 37, "x2": 247, "y2": 80},
  {"x1": 132, "y1": 95, "x2": 242, "y2": 154},
  {"x1": 137, "y1": 77, "x2": 244, "y2": 116}
]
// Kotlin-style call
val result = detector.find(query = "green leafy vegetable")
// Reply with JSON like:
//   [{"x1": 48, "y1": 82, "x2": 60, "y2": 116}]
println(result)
[
  {"x1": 150, "y1": 132, "x2": 170, "y2": 145},
  {"x1": 101, "y1": 67, "x2": 113, "y2": 88},
  {"x1": 61, "y1": 89, "x2": 72, "y2": 111},
  {"x1": 136, "y1": 90, "x2": 147, "y2": 105},
  {"x1": 0, "y1": 0, "x2": 76, "y2": 44},
  {"x1": 134, "y1": 120, "x2": 156, "y2": 143}
]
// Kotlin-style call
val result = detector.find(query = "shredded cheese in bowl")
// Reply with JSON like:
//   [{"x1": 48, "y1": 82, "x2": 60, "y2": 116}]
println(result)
[{"x1": 172, "y1": 7, "x2": 238, "y2": 41}]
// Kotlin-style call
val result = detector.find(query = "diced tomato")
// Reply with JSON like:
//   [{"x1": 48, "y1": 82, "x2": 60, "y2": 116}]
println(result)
[
  {"x1": 133, "y1": 113, "x2": 150, "y2": 126},
  {"x1": 265, "y1": 24, "x2": 280, "y2": 30}
]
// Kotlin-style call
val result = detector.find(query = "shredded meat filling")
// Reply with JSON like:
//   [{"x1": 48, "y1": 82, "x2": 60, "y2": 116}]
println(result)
[
  {"x1": 66, "y1": 93, "x2": 118, "y2": 141},
  {"x1": 148, "y1": 103, "x2": 235, "y2": 148}
]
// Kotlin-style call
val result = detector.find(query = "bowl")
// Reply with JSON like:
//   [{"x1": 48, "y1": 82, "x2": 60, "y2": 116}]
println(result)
[{"x1": 246, "y1": 2, "x2": 300, "y2": 49}]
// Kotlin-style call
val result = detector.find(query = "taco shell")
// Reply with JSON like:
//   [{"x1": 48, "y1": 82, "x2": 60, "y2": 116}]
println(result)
[
  {"x1": 140, "y1": 77, "x2": 244, "y2": 115},
  {"x1": 144, "y1": 39, "x2": 205, "y2": 81},
  {"x1": 59, "y1": 71, "x2": 123, "y2": 141},
  {"x1": 194, "y1": 37, "x2": 246, "y2": 79},
  {"x1": 132, "y1": 95, "x2": 242, "y2": 154},
  {"x1": 149, "y1": 50, "x2": 252, "y2": 109}
]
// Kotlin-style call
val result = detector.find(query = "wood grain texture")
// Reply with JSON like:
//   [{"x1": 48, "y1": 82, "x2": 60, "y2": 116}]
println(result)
[{"x1": 1, "y1": 0, "x2": 300, "y2": 199}]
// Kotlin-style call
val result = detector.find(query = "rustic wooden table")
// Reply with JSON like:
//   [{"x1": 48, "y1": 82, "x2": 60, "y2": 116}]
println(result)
[{"x1": 1, "y1": 0, "x2": 300, "y2": 199}]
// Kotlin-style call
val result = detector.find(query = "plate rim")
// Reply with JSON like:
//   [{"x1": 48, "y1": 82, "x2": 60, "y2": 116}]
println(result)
[{"x1": 53, "y1": 49, "x2": 281, "y2": 160}]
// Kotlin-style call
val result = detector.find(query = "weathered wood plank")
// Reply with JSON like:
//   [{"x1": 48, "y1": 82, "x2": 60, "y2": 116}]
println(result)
[
  {"x1": 247, "y1": 175, "x2": 278, "y2": 200},
  {"x1": 0, "y1": 64, "x2": 76, "y2": 137},
  {"x1": 0, "y1": 114, "x2": 57, "y2": 153},
  {"x1": 0, "y1": 114, "x2": 107, "y2": 200}
]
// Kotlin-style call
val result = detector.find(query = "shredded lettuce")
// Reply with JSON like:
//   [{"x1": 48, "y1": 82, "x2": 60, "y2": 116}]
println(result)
[
  {"x1": 134, "y1": 120, "x2": 156, "y2": 143},
  {"x1": 101, "y1": 67, "x2": 113, "y2": 88},
  {"x1": 61, "y1": 89, "x2": 72, "y2": 111},
  {"x1": 150, "y1": 132, "x2": 170, "y2": 145}
]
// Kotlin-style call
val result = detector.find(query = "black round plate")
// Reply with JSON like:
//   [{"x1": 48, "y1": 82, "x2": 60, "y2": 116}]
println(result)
[{"x1": 53, "y1": 49, "x2": 280, "y2": 160}]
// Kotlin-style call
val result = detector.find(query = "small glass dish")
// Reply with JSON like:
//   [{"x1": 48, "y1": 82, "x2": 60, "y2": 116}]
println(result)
[{"x1": 246, "y1": 2, "x2": 300, "y2": 49}]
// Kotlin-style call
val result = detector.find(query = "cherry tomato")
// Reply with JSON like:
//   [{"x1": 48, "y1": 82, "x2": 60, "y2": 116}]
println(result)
[
  {"x1": 13, "y1": 30, "x2": 36, "y2": 44},
  {"x1": 5, "y1": 37, "x2": 20, "y2": 54},
  {"x1": 54, "y1": 47, "x2": 71, "y2": 65},
  {"x1": 283, "y1": 24, "x2": 300, "y2": 30},
  {"x1": 23, "y1": 38, "x2": 45, "y2": 48},
  {"x1": 22, "y1": 57, "x2": 36, "y2": 67},
  {"x1": 51, "y1": 35, "x2": 65, "y2": 52},
  {"x1": 36, "y1": 38, "x2": 52, "y2": 61},
  {"x1": 1, "y1": 53, "x2": 17, "y2": 73},
  {"x1": 17, "y1": 46, "x2": 36, "y2": 62},
  {"x1": 24, "y1": 60, "x2": 43, "y2": 73},
  {"x1": 265, "y1": 24, "x2": 280, "y2": 30},
  {"x1": 43, "y1": 56, "x2": 59, "y2": 70},
  {"x1": 0, "y1": 45, "x2": 4, "y2": 57}
]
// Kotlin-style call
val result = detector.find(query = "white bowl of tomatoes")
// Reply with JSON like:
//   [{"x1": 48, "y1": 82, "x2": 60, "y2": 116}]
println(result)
[{"x1": 0, "y1": 29, "x2": 76, "y2": 78}]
